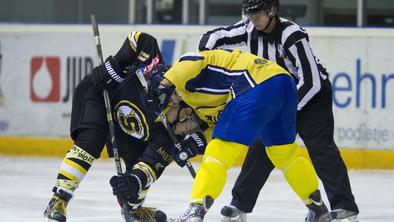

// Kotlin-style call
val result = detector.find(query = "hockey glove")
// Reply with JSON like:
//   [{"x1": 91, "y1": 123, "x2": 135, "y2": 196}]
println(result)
[
  {"x1": 90, "y1": 56, "x2": 126, "y2": 92},
  {"x1": 109, "y1": 174, "x2": 142, "y2": 203},
  {"x1": 172, "y1": 132, "x2": 207, "y2": 167}
]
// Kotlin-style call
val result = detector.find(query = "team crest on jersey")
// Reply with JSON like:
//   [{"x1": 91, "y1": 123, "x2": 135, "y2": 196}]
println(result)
[
  {"x1": 254, "y1": 58, "x2": 268, "y2": 65},
  {"x1": 115, "y1": 100, "x2": 150, "y2": 141}
]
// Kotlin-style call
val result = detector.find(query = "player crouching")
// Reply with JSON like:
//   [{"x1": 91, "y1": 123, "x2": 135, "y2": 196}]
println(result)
[{"x1": 44, "y1": 61, "x2": 208, "y2": 222}]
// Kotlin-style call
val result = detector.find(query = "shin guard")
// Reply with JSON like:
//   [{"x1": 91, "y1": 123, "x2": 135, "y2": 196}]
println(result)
[
  {"x1": 55, "y1": 145, "x2": 96, "y2": 192},
  {"x1": 191, "y1": 139, "x2": 247, "y2": 203},
  {"x1": 266, "y1": 142, "x2": 318, "y2": 203}
]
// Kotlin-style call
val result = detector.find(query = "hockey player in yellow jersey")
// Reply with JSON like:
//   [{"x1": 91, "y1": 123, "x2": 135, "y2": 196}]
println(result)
[{"x1": 148, "y1": 49, "x2": 331, "y2": 221}]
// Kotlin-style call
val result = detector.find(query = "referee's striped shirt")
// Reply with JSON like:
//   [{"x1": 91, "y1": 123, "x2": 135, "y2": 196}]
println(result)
[{"x1": 198, "y1": 17, "x2": 329, "y2": 111}]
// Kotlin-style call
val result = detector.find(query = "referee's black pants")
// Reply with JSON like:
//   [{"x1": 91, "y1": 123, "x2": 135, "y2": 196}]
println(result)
[{"x1": 230, "y1": 80, "x2": 359, "y2": 213}]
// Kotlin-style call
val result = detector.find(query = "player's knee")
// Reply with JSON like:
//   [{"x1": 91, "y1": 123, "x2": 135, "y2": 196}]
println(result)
[
  {"x1": 204, "y1": 138, "x2": 247, "y2": 169},
  {"x1": 266, "y1": 142, "x2": 300, "y2": 169},
  {"x1": 74, "y1": 128, "x2": 107, "y2": 158},
  {"x1": 65, "y1": 145, "x2": 96, "y2": 166}
]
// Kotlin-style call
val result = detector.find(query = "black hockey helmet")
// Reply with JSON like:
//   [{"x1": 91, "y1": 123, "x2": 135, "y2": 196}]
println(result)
[
  {"x1": 145, "y1": 63, "x2": 174, "y2": 112},
  {"x1": 242, "y1": 0, "x2": 279, "y2": 14}
]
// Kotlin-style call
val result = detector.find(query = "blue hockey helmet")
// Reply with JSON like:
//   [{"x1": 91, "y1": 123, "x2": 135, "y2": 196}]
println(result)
[{"x1": 145, "y1": 63, "x2": 174, "y2": 112}]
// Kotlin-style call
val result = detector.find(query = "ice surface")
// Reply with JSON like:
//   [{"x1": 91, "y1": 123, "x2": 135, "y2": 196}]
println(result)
[{"x1": 0, "y1": 157, "x2": 393, "y2": 222}]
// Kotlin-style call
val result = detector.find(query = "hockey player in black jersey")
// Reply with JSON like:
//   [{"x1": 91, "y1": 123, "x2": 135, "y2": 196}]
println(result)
[
  {"x1": 199, "y1": 0, "x2": 359, "y2": 222},
  {"x1": 43, "y1": 32, "x2": 207, "y2": 222}
]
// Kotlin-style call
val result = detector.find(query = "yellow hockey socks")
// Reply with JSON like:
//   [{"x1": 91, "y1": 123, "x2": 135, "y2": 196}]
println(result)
[
  {"x1": 266, "y1": 142, "x2": 318, "y2": 203},
  {"x1": 190, "y1": 138, "x2": 247, "y2": 203},
  {"x1": 55, "y1": 145, "x2": 96, "y2": 192}
]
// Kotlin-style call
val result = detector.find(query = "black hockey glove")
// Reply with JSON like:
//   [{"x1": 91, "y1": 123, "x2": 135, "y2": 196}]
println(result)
[
  {"x1": 172, "y1": 132, "x2": 207, "y2": 167},
  {"x1": 109, "y1": 174, "x2": 142, "y2": 202},
  {"x1": 90, "y1": 56, "x2": 126, "y2": 92}
]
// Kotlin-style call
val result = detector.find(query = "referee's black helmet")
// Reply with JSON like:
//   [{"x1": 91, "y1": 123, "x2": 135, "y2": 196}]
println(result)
[{"x1": 242, "y1": 0, "x2": 279, "y2": 14}]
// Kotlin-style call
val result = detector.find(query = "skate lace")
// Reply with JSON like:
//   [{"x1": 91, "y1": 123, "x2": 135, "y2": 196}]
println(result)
[
  {"x1": 133, "y1": 207, "x2": 156, "y2": 220},
  {"x1": 46, "y1": 196, "x2": 67, "y2": 217},
  {"x1": 179, "y1": 204, "x2": 205, "y2": 220}
]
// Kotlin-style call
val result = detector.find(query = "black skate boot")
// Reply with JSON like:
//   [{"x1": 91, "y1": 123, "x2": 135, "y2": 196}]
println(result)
[
  {"x1": 221, "y1": 205, "x2": 247, "y2": 222},
  {"x1": 330, "y1": 209, "x2": 359, "y2": 222},
  {"x1": 43, "y1": 189, "x2": 72, "y2": 222},
  {"x1": 122, "y1": 206, "x2": 167, "y2": 222},
  {"x1": 171, "y1": 196, "x2": 214, "y2": 222},
  {"x1": 305, "y1": 190, "x2": 332, "y2": 222}
]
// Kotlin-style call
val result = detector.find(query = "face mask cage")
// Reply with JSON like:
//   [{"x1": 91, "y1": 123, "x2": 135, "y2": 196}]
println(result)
[{"x1": 172, "y1": 102, "x2": 208, "y2": 135}]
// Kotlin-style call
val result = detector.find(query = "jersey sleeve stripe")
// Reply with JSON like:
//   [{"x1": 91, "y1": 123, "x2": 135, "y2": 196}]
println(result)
[
  {"x1": 283, "y1": 31, "x2": 308, "y2": 50},
  {"x1": 198, "y1": 20, "x2": 247, "y2": 50},
  {"x1": 179, "y1": 53, "x2": 204, "y2": 62},
  {"x1": 128, "y1": 31, "x2": 141, "y2": 52},
  {"x1": 292, "y1": 40, "x2": 321, "y2": 110}
]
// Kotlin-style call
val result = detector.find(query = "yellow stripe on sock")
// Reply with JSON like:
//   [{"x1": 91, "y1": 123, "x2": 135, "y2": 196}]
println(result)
[
  {"x1": 64, "y1": 159, "x2": 87, "y2": 175},
  {"x1": 133, "y1": 162, "x2": 157, "y2": 185},
  {"x1": 59, "y1": 169, "x2": 81, "y2": 182}
]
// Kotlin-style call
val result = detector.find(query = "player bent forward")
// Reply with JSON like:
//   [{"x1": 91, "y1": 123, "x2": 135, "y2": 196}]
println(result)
[
  {"x1": 158, "y1": 49, "x2": 332, "y2": 222},
  {"x1": 43, "y1": 32, "x2": 207, "y2": 222}
]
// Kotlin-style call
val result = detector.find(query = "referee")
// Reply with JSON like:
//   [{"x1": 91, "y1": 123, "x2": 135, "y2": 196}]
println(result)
[{"x1": 198, "y1": 0, "x2": 359, "y2": 221}]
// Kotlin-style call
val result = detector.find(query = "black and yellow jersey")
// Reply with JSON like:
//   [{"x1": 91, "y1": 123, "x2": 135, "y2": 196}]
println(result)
[
  {"x1": 164, "y1": 49, "x2": 289, "y2": 128},
  {"x1": 109, "y1": 74, "x2": 163, "y2": 142},
  {"x1": 103, "y1": 32, "x2": 164, "y2": 142}
]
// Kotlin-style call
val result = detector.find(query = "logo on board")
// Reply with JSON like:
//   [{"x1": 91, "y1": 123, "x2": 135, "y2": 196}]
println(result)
[{"x1": 30, "y1": 56, "x2": 61, "y2": 102}]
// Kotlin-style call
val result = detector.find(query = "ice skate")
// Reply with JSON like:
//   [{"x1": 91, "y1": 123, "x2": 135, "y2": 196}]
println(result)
[
  {"x1": 122, "y1": 206, "x2": 167, "y2": 222},
  {"x1": 305, "y1": 190, "x2": 332, "y2": 222},
  {"x1": 170, "y1": 203, "x2": 207, "y2": 222},
  {"x1": 170, "y1": 196, "x2": 213, "y2": 222},
  {"x1": 330, "y1": 209, "x2": 359, "y2": 222},
  {"x1": 221, "y1": 205, "x2": 247, "y2": 222},
  {"x1": 43, "y1": 189, "x2": 72, "y2": 222}
]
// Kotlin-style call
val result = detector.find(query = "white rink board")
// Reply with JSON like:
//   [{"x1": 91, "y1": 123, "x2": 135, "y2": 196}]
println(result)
[{"x1": 0, "y1": 25, "x2": 393, "y2": 149}]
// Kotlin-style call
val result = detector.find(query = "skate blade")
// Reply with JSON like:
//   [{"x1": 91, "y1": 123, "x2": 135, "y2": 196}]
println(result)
[
  {"x1": 221, "y1": 216, "x2": 246, "y2": 222},
  {"x1": 46, "y1": 218, "x2": 63, "y2": 222},
  {"x1": 331, "y1": 216, "x2": 359, "y2": 222},
  {"x1": 221, "y1": 216, "x2": 231, "y2": 222},
  {"x1": 168, "y1": 218, "x2": 202, "y2": 222}
]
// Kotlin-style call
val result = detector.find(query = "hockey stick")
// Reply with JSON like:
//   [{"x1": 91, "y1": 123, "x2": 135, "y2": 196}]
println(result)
[
  {"x1": 159, "y1": 110, "x2": 196, "y2": 178},
  {"x1": 90, "y1": 14, "x2": 132, "y2": 221},
  {"x1": 135, "y1": 71, "x2": 196, "y2": 178}
]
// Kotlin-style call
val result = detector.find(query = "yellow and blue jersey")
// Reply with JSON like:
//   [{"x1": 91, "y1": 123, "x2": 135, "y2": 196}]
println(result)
[{"x1": 164, "y1": 49, "x2": 290, "y2": 128}]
